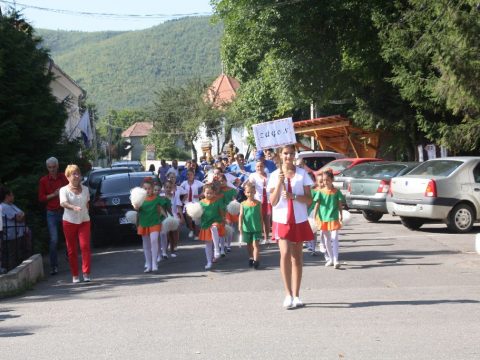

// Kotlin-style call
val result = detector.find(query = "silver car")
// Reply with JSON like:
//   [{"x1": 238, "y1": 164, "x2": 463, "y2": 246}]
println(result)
[{"x1": 387, "y1": 157, "x2": 480, "y2": 233}]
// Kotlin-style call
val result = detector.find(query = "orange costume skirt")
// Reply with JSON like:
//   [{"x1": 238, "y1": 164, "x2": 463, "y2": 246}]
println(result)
[
  {"x1": 198, "y1": 223, "x2": 225, "y2": 241},
  {"x1": 226, "y1": 213, "x2": 239, "y2": 224},
  {"x1": 319, "y1": 219, "x2": 342, "y2": 231},
  {"x1": 137, "y1": 224, "x2": 162, "y2": 236}
]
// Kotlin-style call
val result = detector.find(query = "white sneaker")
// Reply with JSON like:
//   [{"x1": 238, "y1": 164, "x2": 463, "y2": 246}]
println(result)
[
  {"x1": 283, "y1": 295, "x2": 293, "y2": 309},
  {"x1": 292, "y1": 297, "x2": 304, "y2": 308},
  {"x1": 152, "y1": 266, "x2": 158, "y2": 272},
  {"x1": 170, "y1": 253, "x2": 177, "y2": 258},
  {"x1": 319, "y1": 242, "x2": 326, "y2": 253},
  {"x1": 72, "y1": 276, "x2": 80, "y2": 283},
  {"x1": 83, "y1": 274, "x2": 91, "y2": 282},
  {"x1": 325, "y1": 260, "x2": 333, "y2": 267},
  {"x1": 334, "y1": 261, "x2": 341, "y2": 269},
  {"x1": 188, "y1": 231, "x2": 194, "y2": 238},
  {"x1": 214, "y1": 251, "x2": 221, "y2": 260},
  {"x1": 144, "y1": 268, "x2": 152, "y2": 273},
  {"x1": 205, "y1": 262, "x2": 212, "y2": 270}
]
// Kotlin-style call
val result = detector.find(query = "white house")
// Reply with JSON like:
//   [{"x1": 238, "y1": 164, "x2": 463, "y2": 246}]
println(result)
[{"x1": 48, "y1": 59, "x2": 86, "y2": 141}]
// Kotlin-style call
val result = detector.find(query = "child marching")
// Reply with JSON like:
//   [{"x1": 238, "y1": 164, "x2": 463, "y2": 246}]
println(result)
[
  {"x1": 219, "y1": 174, "x2": 238, "y2": 253},
  {"x1": 180, "y1": 169, "x2": 203, "y2": 239},
  {"x1": 313, "y1": 170, "x2": 344, "y2": 269},
  {"x1": 134, "y1": 178, "x2": 167, "y2": 272},
  {"x1": 238, "y1": 182, "x2": 263, "y2": 269},
  {"x1": 198, "y1": 183, "x2": 225, "y2": 270},
  {"x1": 248, "y1": 160, "x2": 271, "y2": 244}
]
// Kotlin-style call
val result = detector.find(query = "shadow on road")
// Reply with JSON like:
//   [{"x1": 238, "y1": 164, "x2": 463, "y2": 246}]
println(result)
[{"x1": 305, "y1": 299, "x2": 480, "y2": 308}]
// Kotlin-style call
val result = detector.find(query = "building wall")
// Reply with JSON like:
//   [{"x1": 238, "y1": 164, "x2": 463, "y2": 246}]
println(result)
[{"x1": 122, "y1": 136, "x2": 144, "y2": 161}]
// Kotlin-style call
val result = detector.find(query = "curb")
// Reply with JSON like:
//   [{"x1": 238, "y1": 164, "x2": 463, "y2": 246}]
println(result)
[{"x1": 0, "y1": 254, "x2": 44, "y2": 298}]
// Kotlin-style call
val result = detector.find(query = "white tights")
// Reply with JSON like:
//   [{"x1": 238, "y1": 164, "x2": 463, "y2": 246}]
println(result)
[
  {"x1": 204, "y1": 241, "x2": 213, "y2": 264},
  {"x1": 159, "y1": 232, "x2": 168, "y2": 256},
  {"x1": 142, "y1": 232, "x2": 159, "y2": 271},
  {"x1": 211, "y1": 226, "x2": 220, "y2": 258},
  {"x1": 324, "y1": 230, "x2": 339, "y2": 262}
]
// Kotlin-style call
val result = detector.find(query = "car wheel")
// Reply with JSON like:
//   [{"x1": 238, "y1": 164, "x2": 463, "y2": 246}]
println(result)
[
  {"x1": 362, "y1": 210, "x2": 383, "y2": 222},
  {"x1": 400, "y1": 216, "x2": 424, "y2": 230},
  {"x1": 447, "y1": 203, "x2": 475, "y2": 233}
]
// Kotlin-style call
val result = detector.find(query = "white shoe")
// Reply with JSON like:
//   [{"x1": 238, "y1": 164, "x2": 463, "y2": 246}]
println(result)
[
  {"x1": 170, "y1": 253, "x2": 177, "y2": 258},
  {"x1": 83, "y1": 274, "x2": 91, "y2": 282},
  {"x1": 188, "y1": 231, "x2": 194, "y2": 238},
  {"x1": 319, "y1": 243, "x2": 326, "y2": 253},
  {"x1": 325, "y1": 260, "x2": 333, "y2": 267},
  {"x1": 144, "y1": 268, "x2": 152, "y2": 273},
  {"x1": 214, "y1": 251, "x2": 221, "y2": 260},
  {"x1": 72, "y1": 276, "x2": 80, "y2": 283},
  {"x1": 334, "y1": 261, "x2": 341, "y2": 269},
  {"x1": 292, "y1": 297, "x2": 304, "y2": 308},
  {"x1": 152, "y1": 267, "x2": 158, "y2": 272},
  {"x1": 283, "y1": 295, "x2": 293, "y2": 309},
  {"x1": 205, "y1": 262, "x2": 212, "y2": 270}
]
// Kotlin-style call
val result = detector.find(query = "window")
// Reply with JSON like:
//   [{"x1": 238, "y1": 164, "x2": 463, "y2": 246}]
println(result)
[
  {"x1": 408, "y1": 160, "x2": 463, "y2": 177},
  {"x1": 473, "y1": 163, "x2": 480, "y2": 183}
]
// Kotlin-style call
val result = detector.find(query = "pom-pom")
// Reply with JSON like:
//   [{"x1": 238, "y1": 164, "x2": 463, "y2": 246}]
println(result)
[
  {"x1": 162, "y1": 216, "x2": 180, "y2": 233},
  {"x1": 225, "y1": 224, "x2": 234, "y2": 238},
  {"x1": 226, "y1": 200, "x2": 241, "y2": 215},
  {"x1": 341, "y1": 210, "x2": 352, "y2": 225},
  {"x1": 185, "y1": 202, "x2": 203, "y2": 221},
  {"x1": 130, "y1": 187, "x2": 147, "y2": 208},
  {"x1": 125, "y1": 210, "x2": 138, "y2": 224},
  {"x1": 308, "y1": 216, "x2": 317, "y2": 233}
]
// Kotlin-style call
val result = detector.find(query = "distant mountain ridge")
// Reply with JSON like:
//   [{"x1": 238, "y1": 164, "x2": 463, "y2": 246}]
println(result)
[{"x1": 37, "y1": 16, "x2": 223, "y2": 115}]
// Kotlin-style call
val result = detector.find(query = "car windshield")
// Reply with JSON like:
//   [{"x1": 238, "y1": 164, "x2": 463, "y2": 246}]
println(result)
[
  {"x1": 320, "y1": 160, "x2": 353, "y2": 173},
  {"x1": 89, "y1": 169, "x2": 130, "y2": 188},
  {"x1": 100, "y1": 176, "x2": 149, "y2": 195},
  {"x1": 408, "y1": 160, "x2": 463, "y2": 176},
  {"x1": 340, "y1": 163, "x2": 376, "y2": 177},
  {"x1": 303, "y1": 157, "x2": 338, "y2": 171},
  {"x1": 365, "y1": 164, "x2": 407, "y2": 179}
]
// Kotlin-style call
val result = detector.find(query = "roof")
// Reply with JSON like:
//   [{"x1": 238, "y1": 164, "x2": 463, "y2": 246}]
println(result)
[
  {"x1": 294, "y1": 115, "x2": 380, "y2": 158},
  {"x1": 206, "y1": 73, "x2": 240, "y2": 108},
  {"x1": 121, "y1": 122, "x2": 153, "y2": 138}
]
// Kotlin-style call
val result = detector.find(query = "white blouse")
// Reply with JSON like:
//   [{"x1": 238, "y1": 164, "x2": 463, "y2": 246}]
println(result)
[
  {"x1": 248, "y1": 172, "x2": 270, "y2": 203},
  {"x1": 267, "y1": 167, "x2": 314, "y2": 224},
  {"x1": 179, "y1": 180, "x2": 203, "y2": 203},
  {"x1": 59, "y1": 185, "x2": 90, "y2": 224}
]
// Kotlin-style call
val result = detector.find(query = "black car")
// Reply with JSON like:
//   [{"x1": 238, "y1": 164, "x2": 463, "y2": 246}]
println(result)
[
  {"x1": 111, "y1": 161, "x2": 144, "y2": 172},
  {"x1": 83, "y1": 167, "x2": 133, "y2": 198},
  {"x1": 90, "y1": 171, "x2": 157, "y2": 246}
]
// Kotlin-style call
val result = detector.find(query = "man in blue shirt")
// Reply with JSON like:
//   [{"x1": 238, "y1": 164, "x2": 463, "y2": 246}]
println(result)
[{"x1": 244, "y1": 150, "x2": 277, "y2": 174}]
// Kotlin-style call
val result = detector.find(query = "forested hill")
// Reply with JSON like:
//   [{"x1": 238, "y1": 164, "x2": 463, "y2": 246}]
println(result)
[{"x1": 37, "y1": 17, "x2": 223, "y2": 115}]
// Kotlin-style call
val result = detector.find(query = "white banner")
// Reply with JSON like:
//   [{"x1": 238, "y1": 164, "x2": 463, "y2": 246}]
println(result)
[{"x1": 252, "y1": 117, "x2": 296, "y2": 150}]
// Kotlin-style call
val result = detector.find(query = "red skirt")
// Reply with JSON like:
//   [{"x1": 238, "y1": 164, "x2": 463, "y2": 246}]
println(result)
[
  {"x1": 261, "y1": 201, "x2": 272, "y2": 216},
  {"x1": 273, "y1": 221, "x2": 314, "y2": 243}
]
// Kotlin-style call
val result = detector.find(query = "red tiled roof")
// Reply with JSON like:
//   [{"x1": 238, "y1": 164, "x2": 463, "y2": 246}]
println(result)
[
  {"x1": 207, "y1": 73, "x2": 240, "y2": 108},
  {"x1": 121, "y1": 122, "x2": 153, "y2": 138}
]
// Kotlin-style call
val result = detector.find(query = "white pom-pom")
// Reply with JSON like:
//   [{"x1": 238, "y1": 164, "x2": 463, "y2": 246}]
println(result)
[
  {"x1": 341, "y1": 210, "x2": 352, "y2": 225},
  {"x1": 308, "y1": 216, "x2": 317, "y2": 233},
  {"x1": 185, "y1": 202, "x2": 203, "y2": 221},
  {"x1": 162, "y1": 216, "x2": 180, "y2": 233},
  {"x1": 125, "y1": 210, "x2": 138, "y2": 224},
  {"x1": 130, "y1": 187, "x2": 147, "y2": 208},
  {"x1": 226, "y1": 200, "x2": 241, "y2": 215},
  {"x1": 225, "y1": 224, "x2": 234, "y2": 238}
]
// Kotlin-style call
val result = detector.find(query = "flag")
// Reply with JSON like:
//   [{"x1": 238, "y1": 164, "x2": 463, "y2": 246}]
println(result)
[{"x1": 78, "y1": 110, "x2": 92, "y2": 147}]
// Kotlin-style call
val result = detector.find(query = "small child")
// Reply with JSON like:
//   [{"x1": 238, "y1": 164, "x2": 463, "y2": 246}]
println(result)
[
  {"x1": 164, "y1": 180, "x2": 183, "y2": 257},
  {"x1": 199, "y1": 184, "x2": 225, "y2": 270},
  {"x1": 219, "y1": 174, "x2": 238, "y2": 253},
  {"x1": 134, "y1": 178, "x2": 167, "y2": 272},
  {"x1": 313, "y1": 170, "x2": 344, "y2": 269},
  {"x1": 238, "y1": 182, "x2": 263, "y2": 269}
]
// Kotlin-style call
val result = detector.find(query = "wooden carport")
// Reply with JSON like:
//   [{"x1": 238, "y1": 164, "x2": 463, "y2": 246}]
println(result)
[{"x1": 294, "y1": 115, "x2": 380, "y2": 158}]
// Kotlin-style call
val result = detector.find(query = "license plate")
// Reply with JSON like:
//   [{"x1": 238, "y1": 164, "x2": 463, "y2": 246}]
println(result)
[
  {"x1": 119, "y1": 217, "x2": 128, "y2": 224},
  {"x1": 395, "y1": 204, "x2": 416, "y2": 212},
  {"x1": 352, "y1": 200, "x2": 369, "y2": 206}
]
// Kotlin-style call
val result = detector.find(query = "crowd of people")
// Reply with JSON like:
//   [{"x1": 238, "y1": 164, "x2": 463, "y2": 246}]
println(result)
[{"x1": 21, "y1": 146, "x2": 345, "y2": 310}]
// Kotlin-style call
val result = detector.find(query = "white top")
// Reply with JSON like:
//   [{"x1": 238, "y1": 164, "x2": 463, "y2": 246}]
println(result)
[
  {"x1": 180, "y1": 180, "x2": 204, "y2": 203},
  {"x1": 168, "y1": 188, "x2": 185, "y2": 218},
  {"x1": 59, "y1": 185, "x2": 90, "y2": 224},
  {"x1": 267, "y1": 167, "x2": 314, "y2": 224},
  {"x1": 248, "y1": 172, "x2": 270, "y2": 203}
]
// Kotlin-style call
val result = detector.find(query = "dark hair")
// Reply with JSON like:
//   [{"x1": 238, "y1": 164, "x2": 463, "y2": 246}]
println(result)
[
  {"x1": 148, "y1": 164, "x2": 156, "y2": 172},
  {"x1": 323, "y1": 170, "x2": 334, "y2": 180},
  {"x1": 0, "y1": 186, "x2": 12, "y2": 202},
  {"x1": 203, "y1": 183, "x2": 214, "y2": 192}
]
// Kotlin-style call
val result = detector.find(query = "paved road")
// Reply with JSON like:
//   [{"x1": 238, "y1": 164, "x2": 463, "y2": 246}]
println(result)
[{"x1": 1, "y1": 214, "x2": 480, "y2": 359}]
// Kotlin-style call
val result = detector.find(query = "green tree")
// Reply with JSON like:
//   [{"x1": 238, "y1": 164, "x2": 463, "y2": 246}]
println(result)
[{"x1": 148, "y1": 79, "x2": 222, "y2": 160}]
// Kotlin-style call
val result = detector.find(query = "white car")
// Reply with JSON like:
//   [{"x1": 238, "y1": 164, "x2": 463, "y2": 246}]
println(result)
[
  {"x1": 387, "y1": 157, "x2": 480, "y2": 233},
  {"x1": 296, "y1": 151, "x2": 345, "y2": 176}
]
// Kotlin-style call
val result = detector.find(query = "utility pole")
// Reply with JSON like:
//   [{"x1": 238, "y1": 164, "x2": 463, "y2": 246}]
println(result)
[{"x1": 310, "y1": 102, "x2": 317, "y2": 150}]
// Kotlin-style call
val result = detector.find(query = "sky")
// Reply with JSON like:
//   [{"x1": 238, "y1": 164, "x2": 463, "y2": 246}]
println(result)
[{"x1": 0, "y1": 0, "x2": 214, "y2": 31}]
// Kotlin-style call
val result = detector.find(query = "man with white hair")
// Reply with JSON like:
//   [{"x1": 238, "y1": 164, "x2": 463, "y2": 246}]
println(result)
[{"x1": 38, "y1": 157, "x2": 68, "y2": 275}]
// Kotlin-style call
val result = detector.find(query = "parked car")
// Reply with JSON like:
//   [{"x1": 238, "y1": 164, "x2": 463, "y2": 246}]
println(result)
[
  {"x1": 297, "y1": 151, "x2": 345, "y2": 176},
  {"x1": 83, "y1": 167, "x2": 133, "y2": 198},
  {"x1": 111, "y1": 160, "x2": 144, "y2": 172},
  {"x1": 90, "y1": 171, "x2": 157, "y2": 245},
  {"x1": 387, "y1": 157, "x2": 480, "y2": 233},
  {"x1": 319, "y1": 158, "x2": 382, "y2": 176},
  {"x1": 333, "y1": 161, "x2": 388, "y2": 195},
  {"x1": 346, "y1": 162, "x2": 419, "y2": 222}
]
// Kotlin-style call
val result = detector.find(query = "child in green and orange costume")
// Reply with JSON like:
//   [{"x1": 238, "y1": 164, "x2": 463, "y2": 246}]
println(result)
[
  {"x1": 312, "y1": 170, "x2": 344, "y2": 269},
  {"x1": 238, "y1": 182, "x2": 263, "y2": 269},
  {"x1": 199, "y1": 183, "x2": 225, "y2": 270}
]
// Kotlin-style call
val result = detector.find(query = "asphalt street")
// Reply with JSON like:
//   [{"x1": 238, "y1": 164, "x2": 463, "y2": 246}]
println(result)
[{"x1": 1, "y1": 213, "x2": 480, "y2": 359}]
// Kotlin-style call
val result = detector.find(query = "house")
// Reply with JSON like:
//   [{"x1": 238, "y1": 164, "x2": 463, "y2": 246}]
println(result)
[
  {"x1": 121, "y1": 122, "x2": 153, "y2": 161},
  {"x1": 48, "y1": 59, "x2": 87, "y2": 141}
]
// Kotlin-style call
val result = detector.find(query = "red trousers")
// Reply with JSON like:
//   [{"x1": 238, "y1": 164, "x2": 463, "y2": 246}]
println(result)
[{"x1": 63, "y1": 220, "x2": 91, "y2": 277}]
